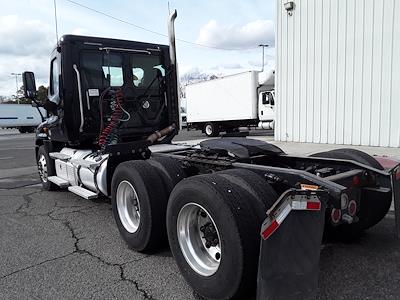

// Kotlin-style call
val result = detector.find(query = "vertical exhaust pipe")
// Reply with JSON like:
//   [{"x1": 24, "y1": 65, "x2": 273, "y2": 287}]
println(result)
[
  {"x1": 167, "y1": 9, "x2": 181, "y2": 129},
  {"x1": 168, "y1": 9, "x2": 178, "y2": 66}
]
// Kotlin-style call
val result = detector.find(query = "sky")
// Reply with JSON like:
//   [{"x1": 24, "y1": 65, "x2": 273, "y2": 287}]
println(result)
[{"x1": 0, "y1": 0, "x2": 276, "y2": 96}]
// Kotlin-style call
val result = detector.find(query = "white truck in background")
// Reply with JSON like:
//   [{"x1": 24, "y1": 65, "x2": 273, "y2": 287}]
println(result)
[
  {"x1": 0, "y1": 104, "x2": 45, "y2": 133},
  {"x1": 186, "y1": 70, "x2": 275, "y2": 137}
]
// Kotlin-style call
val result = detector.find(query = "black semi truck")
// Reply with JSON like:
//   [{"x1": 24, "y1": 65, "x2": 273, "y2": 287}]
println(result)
[{"x1": 23, "y1": 10, "x2": 400, "y2": 300}]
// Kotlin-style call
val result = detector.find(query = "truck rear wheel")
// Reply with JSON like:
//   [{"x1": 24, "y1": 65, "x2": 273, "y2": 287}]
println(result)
[
  {"x1": 311, "y1": 149, "x2": 390, "y2": 239},
  {"x1": 204, "y1": 122, "x2": 219, "y2": 137},
  {"x1": 147, "y1": 156, "x2": 186, "y2": 194},
  {"x1": 167, "y1": 174, "x2": 263, "y2": 299},
  {"x1": 111, "y1": 160, "x2": 168, "y2": 252},
  {"x1": 217, "y1": 169, "x2": 278, "y2": 220},
  {"x1": 37, "y1": 145, "x2": 57, "y2": 191}
]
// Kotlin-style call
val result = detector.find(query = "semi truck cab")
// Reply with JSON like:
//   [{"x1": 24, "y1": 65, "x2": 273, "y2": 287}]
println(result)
[
  {"x1": 25, "y1": 34, "x2": 179, "y2": 153},
  {"x1": 258, "y1": 90, "x2": 275, "y2": 128}
]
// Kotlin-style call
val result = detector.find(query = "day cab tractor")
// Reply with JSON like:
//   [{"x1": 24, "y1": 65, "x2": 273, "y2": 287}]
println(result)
[{"x1": 23, "y1": 10, "x2": 400, "y2": 300}]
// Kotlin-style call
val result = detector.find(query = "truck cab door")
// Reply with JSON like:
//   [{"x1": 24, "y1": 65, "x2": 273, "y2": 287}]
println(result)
[{"x1": 258, "y1": 90, "x2": 275, "y2": 122}]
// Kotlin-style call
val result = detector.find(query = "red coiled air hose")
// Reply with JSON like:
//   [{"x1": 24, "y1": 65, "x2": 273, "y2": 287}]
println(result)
[{"x1": 98, "y1": 89, "x2": 124, "y2": 148}]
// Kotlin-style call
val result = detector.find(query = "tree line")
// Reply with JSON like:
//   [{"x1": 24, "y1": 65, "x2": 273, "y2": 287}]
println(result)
[{"x1": 0, "y1": 85, "x2": 48, "y2": 104}]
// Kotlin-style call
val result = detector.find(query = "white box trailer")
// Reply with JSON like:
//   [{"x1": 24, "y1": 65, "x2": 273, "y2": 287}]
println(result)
[
  {"x1": 186, "y1": 70, "x2": 275, "y2": 136},
  {"x1": 0, "y1": 104, "x2": 45, "y2": 133}
]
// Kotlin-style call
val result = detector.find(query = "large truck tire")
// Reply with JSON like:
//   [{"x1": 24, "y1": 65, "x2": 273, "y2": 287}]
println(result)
[
  {"x1": 147, "y1": 156, "x2": 186, "y2": 194},
  {"x1": 111, "y1": 160, "x2": 168, "y2": 252},
  {"x1": 204, "y1": 122, "x2": 220, "y2": 137},
  {"x1": 36, "y1": 145, "x2": 57, "y2": 191},
  {"x1": 217, "y1": 169, "x2": 278, "y2": 220},
  {"x1": 311, "y1": 148, "x2": 390, "y2": 239},
  {"x1": 167, "y1": 174, "x2": 263, "y2": 300},
  {"x1": 18, "y1": 127, "x2": 27, "y2": 133}
]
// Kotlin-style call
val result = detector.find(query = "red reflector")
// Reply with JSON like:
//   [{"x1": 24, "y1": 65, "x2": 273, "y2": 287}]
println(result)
[
  {"x1": 261, "y1": 220, "x2": 279, "y2": 240},
  {"x1": 352, "y1": 176, "x2": 361, "y2": 186},
  {"x1": 306, "y1": 201, "x2": 321, "y2": 210},
  {"x1": 331, "y1": 208, "x2": 341, "y2": 224}
]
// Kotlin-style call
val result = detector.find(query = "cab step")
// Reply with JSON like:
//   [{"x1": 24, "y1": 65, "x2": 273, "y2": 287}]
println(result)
[
  {"x1": 48, "y1": 176, "x2": 70, "y2": 188},
  {"x1": 68, "y1": 185, "x2": 98, "y2": 200}
]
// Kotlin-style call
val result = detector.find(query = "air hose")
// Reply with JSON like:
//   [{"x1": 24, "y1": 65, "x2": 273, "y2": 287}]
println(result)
[{"x1": 98, "y1": 89, "x2": 124, "y2": 149}]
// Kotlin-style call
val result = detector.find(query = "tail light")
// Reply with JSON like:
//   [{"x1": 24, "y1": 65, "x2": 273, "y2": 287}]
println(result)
[
  {"x1": 396, "y1": 168, "x2": 400, "y2": 181},
  {"x1": 352, "y1": 175, "x2": 361, "y2": 186},
  {"x1": 340, "y1": 193, "x2": 349, "y2": 209},
  {"x1": 331, "y1": 208, "x2": 341, "y2": 224},
  {"x1": 348, "y1": 200, "x2": 357, "y2": 216},
  {"x1": 261, "y1": 190, "x2": 323, "y2": 240}
]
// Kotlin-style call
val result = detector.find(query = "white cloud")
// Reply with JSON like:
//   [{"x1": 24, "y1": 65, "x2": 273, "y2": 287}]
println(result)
[
  {"x1": 0, "y1": 15, "x2": 53, "y2": 95},
  {"x1": 0, "y1": 15, "x2": 54, "y2": 56},
  {"x1": 196, "y1": 19, "x2": 274, "y2": 49},
  {"x1": 71, "y1": 27, "x2": 89, "y2": 36}
]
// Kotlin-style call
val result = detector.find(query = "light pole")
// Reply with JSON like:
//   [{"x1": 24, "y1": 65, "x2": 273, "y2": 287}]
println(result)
[
  {"x1": 258, "y1": 44, "x2": 269, "y2": 73},
  {"x1": 11, "y1": 73, "x2": 21, "y2": 104}
]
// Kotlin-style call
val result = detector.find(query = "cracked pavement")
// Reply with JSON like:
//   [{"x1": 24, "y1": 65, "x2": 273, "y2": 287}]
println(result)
[
  {"x1": 0, "y1": 187, "x2": 195, "y2": 300},
  {"x1": 1, "y1": 131, "x2": 400, "y2": 300}
]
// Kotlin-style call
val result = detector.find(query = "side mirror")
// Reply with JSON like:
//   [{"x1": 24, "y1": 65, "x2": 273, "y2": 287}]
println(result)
[{"x1": 22, "y1": 71, "x2": 37, "y2": 99}]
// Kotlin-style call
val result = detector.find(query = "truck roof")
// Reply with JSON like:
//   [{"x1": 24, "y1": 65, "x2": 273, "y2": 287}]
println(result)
[{"x1": 59, "y1": 34, "x2": 169, "y2": 50}]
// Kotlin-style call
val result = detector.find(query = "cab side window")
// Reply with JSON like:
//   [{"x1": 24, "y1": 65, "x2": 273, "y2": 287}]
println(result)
[
  {"x1": 262, "y1": 92, "x2": 274, "y2": 105},
  {"x1": 50, "y1": 58, "x2": 59, "y2": 95}
]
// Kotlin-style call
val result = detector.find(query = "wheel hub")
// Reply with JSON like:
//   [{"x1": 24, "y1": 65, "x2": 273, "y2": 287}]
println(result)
[
  {"x1": 177, "y1": 203, "x2": 222, "y2": 276},
  {"x1": 200, "y1": 222, "x2": 219, "y2": 248},
  {"x1": 116, "y1": 180, "x2": 141, "y2": 233},
  {"x1": 205, "y1": 125, "x2": 213, "y2": 135}
]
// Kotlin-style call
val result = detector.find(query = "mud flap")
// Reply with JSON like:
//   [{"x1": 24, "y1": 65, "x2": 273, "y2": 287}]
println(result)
[
  {"x1": 257, "y1": 189, "x2": 328, "y2": 300},
  {"x1": 392, "y1": 165, "x2": 400, "y2": 238}
]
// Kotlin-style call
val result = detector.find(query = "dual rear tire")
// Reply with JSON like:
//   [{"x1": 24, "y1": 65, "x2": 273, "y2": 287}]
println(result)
[
  {"x1": 111, "y1": 156, "x2": 185, "y2": 252},
  {"x1": 167, "y1": 170, "x2": 277, "y2": 299},
  {"x1": 111, "y1": 160, "x2": 278, "y2": 299}
]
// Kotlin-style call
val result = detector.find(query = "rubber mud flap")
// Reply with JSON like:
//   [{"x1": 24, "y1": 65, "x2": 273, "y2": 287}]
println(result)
[
  {"x1": 392, "y1": 165, "x2": 400, "y2": 238},
  {"x1": 256, "y1": 198, "x2": 327, "y2": 300}
]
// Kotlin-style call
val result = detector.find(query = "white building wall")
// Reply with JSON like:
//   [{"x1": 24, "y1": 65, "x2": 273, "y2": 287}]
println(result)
[{"x1": 276, "y1": 0, "x2": 400, "y2": 147}]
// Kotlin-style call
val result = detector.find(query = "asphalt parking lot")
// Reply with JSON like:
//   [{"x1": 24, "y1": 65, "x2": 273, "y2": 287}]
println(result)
[{"x1": 1, "y1": 129, "x2": 400, "y2": 299}]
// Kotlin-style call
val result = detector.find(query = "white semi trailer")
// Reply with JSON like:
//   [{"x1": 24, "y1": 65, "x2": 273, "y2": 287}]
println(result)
[
  {"x1": 186, "y1": 70, "x2": 275, "y2": 136},
  {"x1": 0, "y1": 104, "x2": 45, "y2": 133}
]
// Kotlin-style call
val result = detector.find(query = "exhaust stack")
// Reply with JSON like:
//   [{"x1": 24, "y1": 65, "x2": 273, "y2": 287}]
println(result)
[
  {"x1": 167, "y1": 9, "x2": 181, "y2": 129},
  {"x1": 168, "y1": 9, "x2": 178, "y2": 66}
]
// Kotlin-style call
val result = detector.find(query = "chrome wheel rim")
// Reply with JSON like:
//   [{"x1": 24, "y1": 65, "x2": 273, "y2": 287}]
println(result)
[
  {"x1": 37, "y1": 154, "x2": 48, "y2": 182},
  {"x1": 177, "y1": 203, "x2": 221, "y2": 276},
  {"x1": 205, "y1": 125, "x2": 213, "y2": 136},
  {"x1": 116, "y1": 180, "x2": 141, "y2": 233}
]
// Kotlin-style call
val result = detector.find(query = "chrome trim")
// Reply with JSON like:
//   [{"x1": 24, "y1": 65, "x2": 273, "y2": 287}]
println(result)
[
  {"x1": 99, "y1": 47, "x2": 151, "y2": 54},
  {"x1": 73, "y1": 64, "x2": 85, "y2": 132}
]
